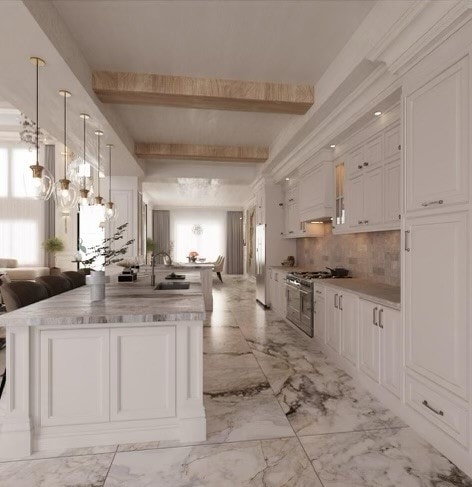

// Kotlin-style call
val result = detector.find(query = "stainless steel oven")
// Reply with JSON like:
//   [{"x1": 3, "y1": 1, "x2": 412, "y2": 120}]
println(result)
[{"x1": 286, "y1": 275, "x2": 314, "y2": 337}]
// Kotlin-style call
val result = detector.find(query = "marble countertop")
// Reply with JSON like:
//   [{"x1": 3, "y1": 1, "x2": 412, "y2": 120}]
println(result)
[
  {"x1": 0, "y1": 276, "x2": 206, "y2": 328},
  {"x1": 316, "y1": 278, "x2": 401, "y2": 310}
]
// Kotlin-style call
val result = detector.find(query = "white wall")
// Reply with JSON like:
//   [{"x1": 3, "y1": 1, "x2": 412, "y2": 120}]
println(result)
[{"x1": 168, "y1": 208, "x2": 227, "y2": 269}]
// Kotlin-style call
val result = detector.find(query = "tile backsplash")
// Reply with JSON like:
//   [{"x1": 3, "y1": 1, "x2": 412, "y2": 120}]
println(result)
[{"x1": 296, "y1": 225, "x2": 401, "y2": 287}]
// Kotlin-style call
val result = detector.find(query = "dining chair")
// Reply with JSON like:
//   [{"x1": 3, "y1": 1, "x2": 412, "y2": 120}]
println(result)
[
  {"x1": 0, "y1": 280, "x2": 49, "y2": 312},
  {"x1": 62, "y1": 270, "x2": 86, "y2": 288},
  {"x1": 36, "y1": 275, "x2": 73, "y2": 297},
  {"x1": 213, "y1": 256, "x2": 225, "y2": 283}
]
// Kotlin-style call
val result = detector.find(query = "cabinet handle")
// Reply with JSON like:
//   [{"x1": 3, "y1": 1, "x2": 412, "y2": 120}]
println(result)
[
  {"x1": 422, "y1": 400, "x2": 444, "y2": 417},
  {"x1": 405, "y1": 230, "x2": 411, "y2": 252},
  {"x1": 357, "y1": 164, "x2": 363, "y2": 169},
  {"x1": 358, "y1": 220, "x2": 363, "y2": 225},
  {"x1": 334, "y1": 293, "x2": 338, "y2": 309},
  {"x1": 373, "y1": 307, "x2": 378, "y2": 326},
  {"x1": 339, "y1": 295, "x2": 343, "y2": 311},
  {"x1": 315, "y1": 290, "x2": 322, "y2": 294},
  {"x1": 378, "y1": 309, "x2": 384, "y2": 329},
  {"x1": 363, "y1": 220, "x2": 369, "y2": 224},
  {"x1": 289, "y1": 231, "x2": 294, "y2": 234},
  {"x1": 289, "y1": 198, "x2": 294, "y2": 202},
  {"x1": 421, "y1": 199, "x2": 444, "y2": 207},
  {"x1": 363, "y1": 162, "x2": 369, "y2": 166}
]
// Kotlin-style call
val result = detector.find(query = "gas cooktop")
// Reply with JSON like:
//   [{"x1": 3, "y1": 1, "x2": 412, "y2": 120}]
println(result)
[{"x1": 287, "y1": 271, "x2": 351, "y2": 281}]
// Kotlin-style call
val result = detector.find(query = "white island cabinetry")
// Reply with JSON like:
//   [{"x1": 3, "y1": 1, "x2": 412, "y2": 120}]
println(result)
[{"x1": 0, "y1": 279, "x2": 206, "y2": 457}]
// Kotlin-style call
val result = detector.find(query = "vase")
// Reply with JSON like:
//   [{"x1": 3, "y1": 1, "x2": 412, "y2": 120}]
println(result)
[{"x1": 90, "y1": 270, "x2": 106, "y2": 301}]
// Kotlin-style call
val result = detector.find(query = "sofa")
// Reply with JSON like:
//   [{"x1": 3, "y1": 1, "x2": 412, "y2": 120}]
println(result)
[{"x1": 0, "y1": 259, "x2": 50, "y2": 281}]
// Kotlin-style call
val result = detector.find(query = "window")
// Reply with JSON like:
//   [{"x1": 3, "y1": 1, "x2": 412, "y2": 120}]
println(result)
[{"x1": 0, "y1": 144, "x2": 45, "y2": 265}]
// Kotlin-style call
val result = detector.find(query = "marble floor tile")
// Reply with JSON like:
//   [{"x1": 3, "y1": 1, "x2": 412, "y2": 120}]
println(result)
[
  {"x1": 204, "y1": 350, "x2": 260, "y2": 369},
  {"x1": 0, "y1": 444, "x2": 117, "y2": 463},
  {"x1": 301, "y1": 427, "x2": 472, "y2": 487},
  {"x1": 105, "y1": 438, "x2": 321, "y2": 487},
  {"x1": 203, "y1": 310, "x2": 239, "y2": 327},
  {"x1": 203, "y1": 389, "x2": 295, "y2": 443},
  {"x1": 203, "y1": 326, "x2": 250, "y2": 354},
  {"x1": 0, "y1": 453, "x2": 114, "y2": 487},
  {"x1": 204, "y1": 366, "x2": 270, "y2": 395}
]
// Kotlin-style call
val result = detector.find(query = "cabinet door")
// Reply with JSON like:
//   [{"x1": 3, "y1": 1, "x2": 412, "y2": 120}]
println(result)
[
  {"x1": 347, "y1": 146, "x2": 364, "y2": 178},
  {"x1": 347, "y1": 176, "x2": 364, "y2": 227},
  {"x1": 40, "y1": 328, "x2": 110, "y2": 427},
  {"x1": 380, "y1": 307, "x2": 402, "y2": 398},
  {"x1": 364, "y1": 135, "x2": 383, "y2": 170},
  {"x1": 363, "y1": 167, "x2": 383, "y2": 226},
  {"x1": 405, "y1": 211, "x2": 468, "y2": 399},
  {"x1": 340, "y1": 292, "x2": 359, "y2": 366},
  {"x1": 110, "y1": 326, "x2": 176, "y2": 421},
  {"x1": 384, "y1": 124, "x2": 401, "y2": 161},
  {"x1": 287, "y1": 203, "x2": 299, "y2": 236},
  {"x1": 384, "y1": 160, "x2": 401, "y2": 223},
  {"x1": 359, "y1": 300, "x2": 380, "y2": 382},
  {"x1": 313, "y1": 287, "x2": 325, "y2": 343},
  {"x1": 325, "y1": 288, "x2": 341, "y2": 353},
  {"x1": 404, "y1": 56, "x2": 469, "y2": 212},
  {"x1": 299, "y1": 165, "x2": 322, "y2": 213}
]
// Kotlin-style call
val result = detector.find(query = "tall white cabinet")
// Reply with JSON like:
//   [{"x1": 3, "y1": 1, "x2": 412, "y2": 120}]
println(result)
[{"x1": 402, "y1": 26, "x2": 472, "y2": 474}]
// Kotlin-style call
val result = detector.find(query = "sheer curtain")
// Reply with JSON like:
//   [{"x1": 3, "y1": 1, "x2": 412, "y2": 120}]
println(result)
[
  {"x1": 226, "y1": 211, "x2": 243, "y2": 274},
  {"x1": 152, "y1": 210, "x2": 170, "y2": 263}
]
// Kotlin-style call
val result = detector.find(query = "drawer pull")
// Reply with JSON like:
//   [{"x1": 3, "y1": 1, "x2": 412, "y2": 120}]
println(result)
[
  {"x1": 357, "y1": 164, "x2": 363, "y2": 169},
  {"x1": 358, "y1": 220, "x2": 363, "y2": 225},
  {"x1": 421, "y1": 199, "x2": 444, "y2": 207},
  {"x1": 373, "y1": 307, "x2": 378, "y2": 326},
  {"x1": 363, "y1": 162, "x2": 369, "y2": 166},
  {"x1": 422, "y1": 400, "x2": 444, "y2": 416}
]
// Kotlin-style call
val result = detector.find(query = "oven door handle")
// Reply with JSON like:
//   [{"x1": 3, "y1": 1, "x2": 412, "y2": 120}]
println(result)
[{"x1": 299, "y1": 289, "x2": 310, "y2": 295}]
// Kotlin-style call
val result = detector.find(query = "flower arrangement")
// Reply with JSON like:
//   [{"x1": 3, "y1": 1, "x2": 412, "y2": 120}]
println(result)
[
  {"x1": 188, "y1": 250, "x2": 199, "y2": 263},
  {"x1": 81, "y1": 223, "x2": 135, "y2": 270}
]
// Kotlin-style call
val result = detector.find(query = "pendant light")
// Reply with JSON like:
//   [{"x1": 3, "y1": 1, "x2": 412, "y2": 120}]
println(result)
[
  {"x1": 104, "y1": 144, "x2": 118, "y2": 221},
  {"x1": 93, "y1": 130, "x2": 104, "y2": 206},
  {"x1": 54, "y1": 90, "x2": 79, "y2": 210},
  {"x1": 23, "y1": 56, "x2": 53, "y2": 200},
  {"x1": 79, "y1": 113, "x2": 91, "y2": 207}
]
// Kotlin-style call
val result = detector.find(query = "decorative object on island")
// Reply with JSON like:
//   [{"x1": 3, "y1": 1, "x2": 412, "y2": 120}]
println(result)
[
  {"x1": 54, "y1": 89, "x2": 79, "y2": 211},
  {"x1": 42, "y1": 237, "x2": 64, "y2": 273},
  {"x1": 81, "y1": 223, "x2": 135, "y2": 301},
  {"x1": 282, "y1": 256, "x2": 295, "y2": 267},
  {"x1": 188, "y1": 250, "x2": 199, "y2": 263},
  {"x1": 23, "y1": 56, "x2": 54, "y2": 201},
  {"x1": 104, "y1": 144, "x2": 118, "y2": 221}
]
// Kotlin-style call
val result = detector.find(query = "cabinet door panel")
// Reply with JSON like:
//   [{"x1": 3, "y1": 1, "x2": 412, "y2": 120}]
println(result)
[
  {"x1": 405, "y1": 212, "x2": 468, "y2": 399},
  {"x1": 110, "y1": 326, "x2": 176, "y2": 421},
  {"x1": 404, "y1": 57, "x2": 469, "y2": 211},
  {"x1": 325, "y1": 288, "x2": 341, "y2": 353},
  {"x1": 384, "y1": 125, "x2": 401, "y2": 160},
  {"x1": 359, "y1": 300, "x2": 380, "y2": 382},
  {"x1": 347, "y1": 146, "x2": 364, "y2": 178},
  {"x1": 340, "y1": 292, "x2": 359, "y2": 366},
  {"x1": 40, "y1": 329, "x2": 109, "y2": 426},
  {"x1": 347, "y1": 176, "x2": 364, "y2": 227},
  {"x1": 364, "y1": 135, "x2": 383, "y2": 170},
  {"x1": 384, "y1": 160, "x2": 401, "y2": 223},
  {"x1": 364, "y1": 167, "x2": 383, "y2": 226},
  {"x1": 380, "y1": 307, "x2": 402, "y2": 398}
]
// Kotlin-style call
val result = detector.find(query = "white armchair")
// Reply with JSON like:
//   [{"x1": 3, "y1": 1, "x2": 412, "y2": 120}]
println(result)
[{"x1": 213, "y1": 256, "x2": 225, "y2": 283}]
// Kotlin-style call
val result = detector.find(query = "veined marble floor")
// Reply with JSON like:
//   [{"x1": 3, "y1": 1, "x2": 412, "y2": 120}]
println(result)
[{"x1": 0, "y1": 276, "x2": 471, "y2": 486}]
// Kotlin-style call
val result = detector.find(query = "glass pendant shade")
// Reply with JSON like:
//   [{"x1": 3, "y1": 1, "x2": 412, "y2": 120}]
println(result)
[
  {"x1": 24, "y1": 56, "x2": 54, "y2": 200},
  {"x1": 104, "y1": 143, "x2": 118, "y2": 221},
  {"x1": 55, "y1": 89, "x2": 79, "y2": 210}
]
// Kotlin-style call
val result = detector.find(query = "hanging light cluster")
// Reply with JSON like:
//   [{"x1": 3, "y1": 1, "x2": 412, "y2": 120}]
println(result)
[{"x1": 23, "y1": 55, "x2": 118, "y2": 220}]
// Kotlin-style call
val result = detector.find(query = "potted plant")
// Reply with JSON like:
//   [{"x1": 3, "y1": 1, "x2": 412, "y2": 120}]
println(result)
[
  {"x1": 81, "y1": 223, "x2": 135, "y2": 301},
  {"x1": 42, "y1": 237, "x2": 65, "y2": 275},
  {"x1": 146, "y1": 237, "x2": 155, "y2": 264}
]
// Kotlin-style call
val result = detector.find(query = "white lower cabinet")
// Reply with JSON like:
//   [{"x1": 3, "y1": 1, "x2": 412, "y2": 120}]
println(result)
[
  {"x1": 325, "y1": 287, "x2": 358, "y2": 365},
  {"x1": 268, "y1": 269, "x2": 288, "y2": 318},
  {"x1": 359, "y1": 300, "x2": 402, "y2": 398},
  {"x1": 313, "y1": 285, "x2": 325, "y2": 343},
  {"x1": 110, "y1": 327, "x2": 176, "y2": 421},
  {"x1": 40, "y1": 328, "x2": 110, "y2": 427}
]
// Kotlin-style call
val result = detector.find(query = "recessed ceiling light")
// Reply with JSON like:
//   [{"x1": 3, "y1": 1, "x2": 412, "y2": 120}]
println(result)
[
  {"x1": 374, "y1": 111, "x2": 382, "y2": 116},
  {"x1": 285, "y1": 177, "x2": 290, "y2": 181},
  {"x1": 330, "y1": 144, "x2": 336, "y2": 148}
]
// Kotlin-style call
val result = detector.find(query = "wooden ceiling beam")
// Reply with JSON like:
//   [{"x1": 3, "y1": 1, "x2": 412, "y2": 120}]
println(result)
[
  {"x1": 93, "y1": 71, "x2": 313, "y2": 114},
  {"x1": 135, "y1": 143, "x2": 268, "y2": 163}
]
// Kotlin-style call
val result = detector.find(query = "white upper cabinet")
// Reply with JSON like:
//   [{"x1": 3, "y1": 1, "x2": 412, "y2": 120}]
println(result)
[
  {"x1": 403, "y1": 56, "x2": 469, "y2": 213},
  {"x1": 404, "y1": 211, "x2": 468, "y2": 400},
  {"x1": 363, "y1": 167, "x2": 383, "y2": 226},
  {"x1": 384, "y1": 160, "x2": 401, "y2": 223},
  {"x1": 298, "y1": 158, "x2": 334, "y2": 222}
]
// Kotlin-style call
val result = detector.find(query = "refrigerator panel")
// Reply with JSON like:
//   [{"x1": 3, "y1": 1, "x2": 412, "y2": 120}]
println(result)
[{"x1": 255, "y1": 224, "x2": 266, "y2": 306}]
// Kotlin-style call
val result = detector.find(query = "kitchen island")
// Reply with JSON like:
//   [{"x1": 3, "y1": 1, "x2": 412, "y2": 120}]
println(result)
[{"x1": 0, "y1": 276, "x2": 206, "y2": 458}]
